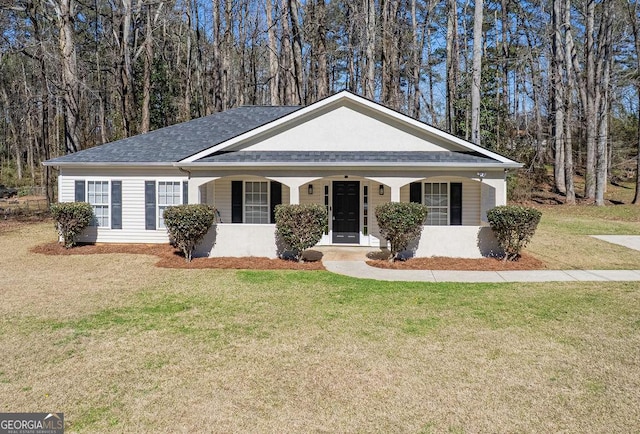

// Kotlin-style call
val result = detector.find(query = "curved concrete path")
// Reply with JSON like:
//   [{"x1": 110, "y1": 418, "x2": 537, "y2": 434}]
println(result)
[{"x1": 323, "y1": 261, "x2": 640, "y2": 283}]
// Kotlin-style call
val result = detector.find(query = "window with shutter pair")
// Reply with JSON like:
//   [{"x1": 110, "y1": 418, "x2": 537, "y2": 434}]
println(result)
[
  {"x1": 74, "y1": 180, "x2": 121, "y2": 229},
  {"x1": 144, "y1": 181, "x2": 189, "y2": 230},
  {"x1": 409, "y1": 181, "x2": 462, "y2": 226},
  {"x1": 231, "y1": 181, "x2": 282, "y2": 224}
]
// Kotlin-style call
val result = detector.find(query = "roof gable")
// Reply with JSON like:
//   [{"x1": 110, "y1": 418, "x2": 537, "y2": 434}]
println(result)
[{"x1": 183, "y1": 91, "x2": 518, "y2": 165}]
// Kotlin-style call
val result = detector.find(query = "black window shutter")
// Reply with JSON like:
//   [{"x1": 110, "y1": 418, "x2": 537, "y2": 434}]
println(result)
[
  {"x1": 145, "y1": 181, "x2": 156, "y2": 230},
  {"x1": 409, "y1": 182, "x2": 422, "y2": 203},
  {"x1": 270, "y1": 181, "x2": 282, "y2": 223},
  {"x1": 231, "y1": 181, "x2": 243, "y2": 223},
  {"x1": 182, "y1": 181, "x2": 188, "y2": 205},
  {"x1": 111, "y1": 181, "x2": 122, "y2": 229},
  {"x1": 74, "y1": 180, "x2": 86, "y2": 202},
  {"x1": 450, "y1": 182, "x2": 462, "y2": 225}
]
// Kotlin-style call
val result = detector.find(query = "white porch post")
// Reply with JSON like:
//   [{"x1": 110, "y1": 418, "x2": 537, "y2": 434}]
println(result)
[
  {"x1": 269, "y1": 177, "x2": 321, "y2": 204},
  {"x1": 188, "y1": 177, "x2": 220, "y2": 203}
]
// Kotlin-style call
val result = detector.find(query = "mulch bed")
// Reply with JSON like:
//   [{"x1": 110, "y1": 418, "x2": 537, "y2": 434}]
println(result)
[
  {"x1": 31, "y1": 242, "x2": 325, "y2": 270},
  {"x1": 367, "y1": 253, "x2": 546, "y2": 271}
]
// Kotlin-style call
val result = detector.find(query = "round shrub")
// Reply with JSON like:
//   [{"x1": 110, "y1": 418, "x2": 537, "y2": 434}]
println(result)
[
  {"x1": 163, "y1": 204, "x2": 216, "y2": 262},
  {"x1": 487, "y1": 205, "x2": 542, "y2": 261},
  {"x1": 50, "y1": 202, "x2": 94, "y2": 248},
  {"x1": 275, "y1": 203, "x2": 328, "y2": 261},
  {"x1": 375, "y1": 202, "x2": 429, "y2": 261}
]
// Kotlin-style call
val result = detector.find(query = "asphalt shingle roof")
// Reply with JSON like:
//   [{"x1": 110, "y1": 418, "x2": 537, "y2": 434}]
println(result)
[
  {"x1": 46, "y1": 105, "x2": 300, "y2": 164},
  {"x1": 195, "y1": 151, "x2": 498, "y2": 165}
]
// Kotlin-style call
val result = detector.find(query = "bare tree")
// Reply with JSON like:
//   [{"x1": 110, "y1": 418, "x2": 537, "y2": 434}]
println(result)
[
  {"x1": 627, "y1": 0, "x2": 640, "y2": 204},
  {"x1": 47, "y1": 0, "x2": 81, "y2": 153},
  {"x1": 470, "y1": 0, "x2": 483, "y2": 145},
  {"x1": 563, "y1": 0, "x2": 575, "y2": 204},
  {"x1": 446, "y1": 0, "x2": 459, "y2": 133},
  {"x1": 552, "y1": 0, "x2": 566, "y2": 193},
  {"x1": 266, "y1": 0, "x2": 280, "y2": 105}
]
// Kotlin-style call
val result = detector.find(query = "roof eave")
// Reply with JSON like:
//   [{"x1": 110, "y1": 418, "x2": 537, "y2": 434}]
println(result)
[
  {"x1": 42, "y1": 161, "x2": 177, "y2": 168},
  {"x1": 176, "y1": 162, "x2": 523, "y2": 170}
]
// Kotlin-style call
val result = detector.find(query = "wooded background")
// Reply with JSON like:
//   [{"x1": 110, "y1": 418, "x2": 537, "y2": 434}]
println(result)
[{"x1": 1, "y1": 0, "x2": 639, "y2": 205}]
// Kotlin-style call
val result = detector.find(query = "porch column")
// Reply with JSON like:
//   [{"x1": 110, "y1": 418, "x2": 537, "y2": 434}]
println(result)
[
  {"x1": 269, "y1": 177, "x2": 321, "y2": 204},
  {"x1": 188, "y1": 177, "x2": 220, "y2": 204}
]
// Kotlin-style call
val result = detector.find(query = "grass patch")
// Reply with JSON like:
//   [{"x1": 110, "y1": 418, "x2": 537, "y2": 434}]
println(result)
[
  {"x1": 527, "y1": 205, "x2": 640, "y2": 269},
  {"x1": 1, "y1": 222, "x2": 640, "y2": 432}
]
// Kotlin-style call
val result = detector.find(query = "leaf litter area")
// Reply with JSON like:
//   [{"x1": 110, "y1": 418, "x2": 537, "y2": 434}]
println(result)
[
  {"x1": 31, "y1": 242, "x2": 325, "y2": 270},
  {"x1": 31, "y1": 240, "x2": 547, "y2": 271}
]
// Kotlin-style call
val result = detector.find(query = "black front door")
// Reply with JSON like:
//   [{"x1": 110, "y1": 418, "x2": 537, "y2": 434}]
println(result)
[{"x1": 332, "y1": 181, "x2": 360, "y2": 243}]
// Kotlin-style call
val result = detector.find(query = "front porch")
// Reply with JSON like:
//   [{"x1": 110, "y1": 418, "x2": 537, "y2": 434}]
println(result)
[{"x1": 187, "y1": 170, "x2": 503, "y2": 259}]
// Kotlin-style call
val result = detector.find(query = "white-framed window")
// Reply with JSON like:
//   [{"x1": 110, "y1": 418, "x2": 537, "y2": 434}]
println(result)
[
  {"x1": 244, "y1": 181, "x2": 269, "y2": 224},
  {"x1": 87, "y1": 181, "x2": 109, "y2": 227},
  {"x1": 158, "y1": 181, "x2": 181, "y2": 229},
  {"x1": 424, "y1": 182, "x2": 448, "y2": 225}
]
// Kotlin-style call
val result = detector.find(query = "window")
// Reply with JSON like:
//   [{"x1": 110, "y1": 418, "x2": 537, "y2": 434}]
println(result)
[
  {"x1": 87, "y1": 181, "x2": 109, "y2": 227},
  {"x1": 424, "y1": 182, "x2": 448, "y2": 225},
  {"x1": 158, "y1": 181, "x2": 181, "y2": 229},
  {"x1": 244, "y1": 181, "x2": 269, "y2": 224}
]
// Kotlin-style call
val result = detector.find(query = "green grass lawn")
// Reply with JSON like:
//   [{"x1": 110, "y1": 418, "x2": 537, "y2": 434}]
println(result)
[
  {"x1": 527, "y1": 204, "x2": 640, "y2": 269},
  {"x1": 1, "y1": 218, "x2": 639, "y2": 432}
]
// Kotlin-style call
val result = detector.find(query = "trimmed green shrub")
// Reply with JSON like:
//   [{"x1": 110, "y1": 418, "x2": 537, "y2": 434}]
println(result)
[
  {"x1": 375, "y1": 202, "x2": 429, "y2": 261},
  {"x1": 50, "y1": 202, "x2": 94, "y2": 248},
  {"x1": 163, "y1": 204, "x2": 216, "y2": 262},
  {"x1": 487, "y1": 205, "x2": 542, "y2": 261},
  {"x1": 275, "y1": 203, "x2": 328, "y2": 261}
]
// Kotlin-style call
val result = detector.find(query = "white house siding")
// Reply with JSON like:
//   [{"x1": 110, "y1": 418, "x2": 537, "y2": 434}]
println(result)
[
  {"x1": 398, "y1": 176, "x2": 482, "y2": 226},
  {"x1": 238, "y1": 104, "x2": 460, "y2": 153},
  {"x1": 211, "y1": 175, "x2": 290, "y2": 224},
  {"x1": 59, "y1": 168, "x2": 186, "y2": 243}
]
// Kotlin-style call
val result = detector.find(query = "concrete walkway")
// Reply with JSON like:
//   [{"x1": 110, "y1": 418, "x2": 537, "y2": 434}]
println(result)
[
  {"x1": 323, "y1": 261, "x2": 640, "y2": 283},
  {"x1": 591, "y1": 235, "x2": 640, "y2": 252}
]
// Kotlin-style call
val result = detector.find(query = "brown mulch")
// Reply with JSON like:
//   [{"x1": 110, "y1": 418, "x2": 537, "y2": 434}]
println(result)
[
  {"x1": 31, "y1": 242, "x2": 325, "y2": 270},
  {"x1": 366, "y1": 253, "x2": 546, "y2": 271}
]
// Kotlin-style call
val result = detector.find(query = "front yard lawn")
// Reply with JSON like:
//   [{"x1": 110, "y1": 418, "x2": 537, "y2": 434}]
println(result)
[{"x1": 1, "y1": 221, "x2": 639, "y2": 432}]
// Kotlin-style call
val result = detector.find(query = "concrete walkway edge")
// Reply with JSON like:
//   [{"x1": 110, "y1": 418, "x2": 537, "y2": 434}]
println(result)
[{"x1": 323, "y1": 261, "x2": 640, "y2": 283}]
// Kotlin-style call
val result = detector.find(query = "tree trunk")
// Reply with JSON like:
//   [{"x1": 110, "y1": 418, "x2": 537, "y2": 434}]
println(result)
[
  {"x1": 470, "y1": 0, "x2": 483, "y2": 146},
  {"x1": 629, "y1": 1, "x2": 640, "y2": 204},
  {"x1": 446, "y1": 0, "x2": 459, "y2": 133},
  {"x1": 280, "y1": 0, "x2": 296, "y2": 104},
  {"x1": 288, "y1": 0, "x2": 304, "y2": 104},
  {"x1": 266, "y1": 0, "x2": 279, "y2": 105},
  {"x1": 211, "y1": 0, "x2": 223, "y2": 112},
  {"x1": 410, "y1": 0, "x2": 421, "y2": 118},
  {"x1": 48, "y1": 0, "x2": 81, "y2": 152},
  {"x1": 552, "y1": 0, "x2": 566, "y2": 193},
  {"x1": 563, "y1": 0, "x2": 575, "y2": 204},
  {"x1": 315, "y1": 0, "x2": 329, "y2": 100},
  {"x1": 364, "y1": 0, "x2": 376, "y2": 99},
  {"x1": 140, "y1": 5, "x2": 152, "y2": 133},
  {"x1": 584, "y1": 0, "x2": 596, "y2": 200},
  {"x1": 594, "y1": 0, "x2": 613, "y2": 206}
]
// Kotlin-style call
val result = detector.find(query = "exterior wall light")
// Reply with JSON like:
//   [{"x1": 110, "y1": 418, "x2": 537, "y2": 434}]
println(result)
[
  {"x1": 379, "y1": 185, "x2": 385, "y2": 195},
  {"x1": 476, "y1": 172, "x2": 486, "y2": 181},
  {"x1": 308, "y1": 184, "x2": 314, "y2": 195}
]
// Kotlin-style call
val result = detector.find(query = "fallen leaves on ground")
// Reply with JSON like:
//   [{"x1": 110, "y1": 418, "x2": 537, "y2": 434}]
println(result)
[{"x1": 31, "y1": 242, "x2": 325, "y2": 270}]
